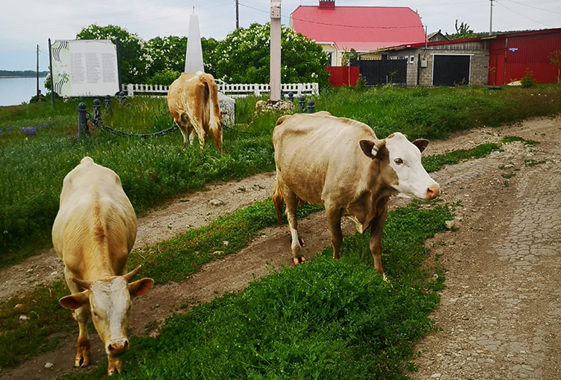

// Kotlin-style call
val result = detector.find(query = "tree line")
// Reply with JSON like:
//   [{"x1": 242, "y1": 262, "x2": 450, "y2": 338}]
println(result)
[{"x1": 73, "y1": 24, "x2": 330, "y2": 88}]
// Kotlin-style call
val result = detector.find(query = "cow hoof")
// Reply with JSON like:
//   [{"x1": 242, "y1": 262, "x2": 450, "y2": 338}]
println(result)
[
  {"x1": 74, "y1": 353, "x2": 91, "y2": 368},
  {"x1": 292, "y1": 256, "x2": 306, "y2": 265},
  {"x1": 298, "y1": 237, "x2": 305, "y2": 247},
  {"x1": 107, "y1": 357, "x2": 123, "y2": 376}
]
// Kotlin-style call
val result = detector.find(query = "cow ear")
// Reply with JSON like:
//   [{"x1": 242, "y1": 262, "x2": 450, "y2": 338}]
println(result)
[
  {"x1": 59, "y1": 290, "x2": 90, "y2": 310},
  {"x1": 129, "y1": 278, "x2": 154, "y2": 297},
  {"x1": 413, "y1": 139, "x2": 429, "y2": 153},
  {"x1": 360, "y1": 140, "x2": 388, "y2": 160},
  {"x1": 359, "y1": 140, "x2": 376, "y2": 159}
]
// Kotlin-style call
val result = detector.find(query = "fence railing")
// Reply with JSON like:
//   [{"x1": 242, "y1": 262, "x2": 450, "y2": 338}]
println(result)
[{"x1": 122, "y1": 82, "x2": 319, "y2": 98}]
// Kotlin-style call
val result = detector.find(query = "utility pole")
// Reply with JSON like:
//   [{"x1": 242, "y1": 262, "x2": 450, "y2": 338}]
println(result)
[
  {"x1": 236, "y1": 0, "x2": 239, "y2": 29},
  {"x1": 270, "y1": 0, "x2": 281, "y2": 102},
  {"x1": 489, "y1": 0, "x2": 494, "y2": 36},
  {"x1": 36, "y1": 44, "x2": 41, "y2": 103}
]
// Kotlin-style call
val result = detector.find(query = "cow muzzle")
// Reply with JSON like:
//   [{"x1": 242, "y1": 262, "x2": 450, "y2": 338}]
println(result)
[
  {"x1": 426, "y1": 185, "x2": 440, "y2": 200},
  {"x1": 106, "y1": 339, "x2": 129, "y2": 356}
]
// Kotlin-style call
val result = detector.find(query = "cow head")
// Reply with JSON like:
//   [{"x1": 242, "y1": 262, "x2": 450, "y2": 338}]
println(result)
[
  {"x1": 360, "y1": 133, "x2": 440, "y2": 200},
  {"x1": 59, "y1": 266, "x2": 154, "y2": 358}
]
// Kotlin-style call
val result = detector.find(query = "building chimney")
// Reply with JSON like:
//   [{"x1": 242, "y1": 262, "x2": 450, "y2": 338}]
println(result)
[{"x1": 319, "y1": 0, "x2": 335, "y2": 9}]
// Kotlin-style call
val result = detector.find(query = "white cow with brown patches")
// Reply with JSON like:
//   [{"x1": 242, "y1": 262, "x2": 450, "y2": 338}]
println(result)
[
  {"x1": 167, "y1": 71, "x2": 223, "y2": 151},
  {"x1": 272, "y1": 112, "x2": 440, "y2": 279},
  {"x1": 52, "y1": 157, "x2": 154, "y2": 376}
]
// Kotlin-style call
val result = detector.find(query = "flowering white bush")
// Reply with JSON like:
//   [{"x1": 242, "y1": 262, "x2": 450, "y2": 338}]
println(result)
[
  {"x1": 215, "y1": 23, "x2": 329, "y2": 88},
  {"x1": 76, "y1": 23, "x2": 329, "y2": 88}
]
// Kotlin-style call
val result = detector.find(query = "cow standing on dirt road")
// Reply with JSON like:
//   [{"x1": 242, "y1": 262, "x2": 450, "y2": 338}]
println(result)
[
  {"x1": 52, "y1": 157, "x2": 154, "y2": 376},
  {"x1": 272, "y1": 112, "x2": 440, "y2": 279}
]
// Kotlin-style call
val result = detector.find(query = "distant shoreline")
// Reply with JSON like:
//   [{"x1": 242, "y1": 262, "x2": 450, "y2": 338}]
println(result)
[
  {"x1": 0, "y1": 70, "x2": 49, "y2": 78},
  {"x1": 0, "y1": 75, "x2": 48, "y2": 78}
]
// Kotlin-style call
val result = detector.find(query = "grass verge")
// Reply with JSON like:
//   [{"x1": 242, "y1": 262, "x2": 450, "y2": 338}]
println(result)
[
  {"x1": 2, "y1": 86, "x2": 560, "y2": 264},
  {"x1": 0, "y1": 137, "x2": 524, "y2": 369},
  {"x1": 65, "y1": 202, "x2": 452, "y2": 380}
]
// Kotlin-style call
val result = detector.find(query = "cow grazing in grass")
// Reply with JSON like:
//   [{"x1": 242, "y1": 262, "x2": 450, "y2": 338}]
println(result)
[
  {"x1": 167, "y1": 71, "x2": 223, "y2": 151},
  {"x1": 272, "y1": 112, "x2": 440, "y2": 279},
  {"x1": 52, "y1": 157, "x2": 154, "y2": 376}
]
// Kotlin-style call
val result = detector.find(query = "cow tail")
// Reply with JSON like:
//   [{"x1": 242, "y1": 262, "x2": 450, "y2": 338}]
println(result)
[
  {"x1": 201, "y1": 74, "x2": 223, "y2": 151},
  {"x1": 272, "y1": 179, "x2": 284, "y2": 226}
]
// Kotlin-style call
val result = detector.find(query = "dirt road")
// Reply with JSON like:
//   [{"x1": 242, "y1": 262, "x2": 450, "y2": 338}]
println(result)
[{"x1": 1, "y1": 116, "x2": 560, "y2": 379}]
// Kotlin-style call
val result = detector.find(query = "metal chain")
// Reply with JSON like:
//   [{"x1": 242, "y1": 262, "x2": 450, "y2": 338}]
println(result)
[
  {"x1": 86, "y1": 113, "x2": 178, "y2": 139},
  {"x1": 222, "y1": 124, "x2": 249, "y2": 134}
]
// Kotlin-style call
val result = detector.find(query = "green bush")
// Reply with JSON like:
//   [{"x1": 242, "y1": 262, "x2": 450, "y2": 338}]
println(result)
[
  {"x1": 147, "y1": 71, "x2": 181, "y2": 86},
  {"x1": 521, "y1": 69, "x2": 537, "y2": 88}
]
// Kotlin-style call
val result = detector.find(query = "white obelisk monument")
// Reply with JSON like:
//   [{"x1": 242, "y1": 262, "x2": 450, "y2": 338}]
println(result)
[
  {"x1": 270, "y1": 0, "x2": 281, "y2": 101},
  {"x1": 185, "y1": 11, "x2": 204, "y2": 73}
]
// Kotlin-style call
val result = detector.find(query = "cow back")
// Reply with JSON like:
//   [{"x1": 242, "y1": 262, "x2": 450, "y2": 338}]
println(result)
[
  {"x1": 52, "y1": 157, "x2": 136, "y2": 279},
  {"x1": 273, "y1": 112, "x2": 380, "y2": 205}
]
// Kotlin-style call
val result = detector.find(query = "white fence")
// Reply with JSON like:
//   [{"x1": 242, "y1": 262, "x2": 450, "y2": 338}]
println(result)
[{"x1": 122, "y1": 82, "x2": 319, "y2": 98}]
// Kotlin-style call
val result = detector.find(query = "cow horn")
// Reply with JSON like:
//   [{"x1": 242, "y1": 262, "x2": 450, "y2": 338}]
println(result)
[
  {"x1": 123, "y1": 265, "x2": 143, "y2": 283},
  {"x1": 72, "y1": 277, "x2": 92, "y2": 290},
  {"x1": 371, "y1": 139, "x2": 386, "y2": 157}
]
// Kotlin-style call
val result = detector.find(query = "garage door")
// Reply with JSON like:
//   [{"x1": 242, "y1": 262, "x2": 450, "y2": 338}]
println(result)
[{"x1": 433, "y1": 55, "x2": 471, "y2": 86}]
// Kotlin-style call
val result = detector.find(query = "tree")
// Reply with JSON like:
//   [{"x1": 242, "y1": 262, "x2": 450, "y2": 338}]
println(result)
[
  {"x1": 76, "y1": 24, "x2": 148, "y2": 84},
  {"x1": 144, "y1": 36, "x2": 187, "y2": 79},
  {"x1": 448, "y1": 20, "x2": 477, "y2": 40},
  {"x1": 215, "y1": 23, "x2": 329, "y2": 89},
  {"x1": 549, "y1": 50, "x2": 561, "y2": 84}
]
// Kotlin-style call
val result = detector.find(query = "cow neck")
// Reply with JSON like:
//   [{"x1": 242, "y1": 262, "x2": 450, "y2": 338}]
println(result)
[{"x1": 363, "y1": 159, "x2": 397, "y2": 224}]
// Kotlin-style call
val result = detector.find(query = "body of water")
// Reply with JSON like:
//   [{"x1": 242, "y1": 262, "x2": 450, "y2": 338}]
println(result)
[{"x1": 0, "y1": 76, "x2": 49, "y2": 107}]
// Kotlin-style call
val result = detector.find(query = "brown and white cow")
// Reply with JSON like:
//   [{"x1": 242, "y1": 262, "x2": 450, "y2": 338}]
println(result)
[
  {"x1": 167, "y1": 71, "x2": 223, "y2": 151},
  {"x1": 272, "y1": 111, "x2": 440, "y2": 279},
  {"x1": 52, "y1": 157, "x2": 154, "y2": 376}
]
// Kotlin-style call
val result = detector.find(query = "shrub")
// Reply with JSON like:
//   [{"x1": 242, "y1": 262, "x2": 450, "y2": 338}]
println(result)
[{"x1": 521, "y1": 69, "x2": 537, "y2": 88}]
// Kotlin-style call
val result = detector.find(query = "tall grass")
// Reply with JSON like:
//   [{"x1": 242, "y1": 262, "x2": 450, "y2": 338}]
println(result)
[
  {"x1": 0, "y1": 140, "x2": 513, "y2": 369},
  {"x1": 65, "y1": 202, "x2": 452, "y2": 380},
  {"x1": 0, "y1": 96, "x2": 277, "y2": 266},
  {"x1": 1, "y1": 86, "x2": 560, "y2": 264},
  {"x1": 317, "y1": 85, "x2": 561, "y2": 139}
]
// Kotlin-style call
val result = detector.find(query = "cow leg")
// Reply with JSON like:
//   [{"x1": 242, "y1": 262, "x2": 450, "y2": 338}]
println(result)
[
  {"x1": 369, "y1": 199, "x2": 389, "y2": 281},
  {"x1": 326, "y1": 205, "x2": 343, "y2": 259},
  {"x1": 72, "y1": 305, "x2": 91, "y2": 367},
  {"x1": 107, "y1": 356, "x2": 123, "y2": 376},
  {"x1": 189, "y1": 127, "x2": 197, "y2": 146},
  {"x1": 64, "y1": 268, "x2": 91, "y2": 367},
  {"x1": 285, "y1": 190, "x2": 305, "y2": 265},
  {"x1": 193, "y1": 122, "x2": 206, "y2": 150}
]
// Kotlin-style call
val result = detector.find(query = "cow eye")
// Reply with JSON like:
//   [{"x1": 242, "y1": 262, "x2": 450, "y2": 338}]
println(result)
[{"x1": 394, "y1": 158, "x2": 404, "y2": 165}]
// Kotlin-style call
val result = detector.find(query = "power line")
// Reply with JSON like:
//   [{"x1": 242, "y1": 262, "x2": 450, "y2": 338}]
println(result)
[
  {"x1": 495, "y1": 1, "x2": 555, "y2": 28},
  {"x1": 503, "y1": 0, "x2": 561, "y2": 15}
]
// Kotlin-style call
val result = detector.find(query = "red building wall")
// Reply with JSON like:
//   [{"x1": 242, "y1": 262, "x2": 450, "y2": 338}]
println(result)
[
  {"x1": 489, "y1": 30, "x2": 561, "y2": 85},
  {"x1": 325, "y1": 66, "x2": 360, "y2": 87}
]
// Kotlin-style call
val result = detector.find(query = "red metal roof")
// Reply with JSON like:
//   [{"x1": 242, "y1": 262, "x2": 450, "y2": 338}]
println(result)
[{"x1": 291, "y1": 5, "x2": 425, "y2": 52}]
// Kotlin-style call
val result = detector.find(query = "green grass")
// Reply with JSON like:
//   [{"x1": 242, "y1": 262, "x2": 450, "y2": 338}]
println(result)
[
  {"x1": 2, "y1": 86, "x2": 560, "y2": 264},
  {"x1": 65, "y1": 202, "x2": 452, "y2": 380},
  {"x1": 0, "y1": 96, "x2": 278, "y2": 267},
  {"x1": 131, "y1": 200, "x2": 323, "y2": 284},
  {"x1": 316, "y1": 85, "x2": 561, "y2": 140},
  {"x1": 0, "y1": 136, "x2": 535, "y2": 369},
  {"x1": 0, "y1": 199, "x2": 321, "y2": 368}
]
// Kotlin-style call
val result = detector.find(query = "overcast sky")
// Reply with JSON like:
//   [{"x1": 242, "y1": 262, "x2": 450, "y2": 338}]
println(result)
[{"x1": 1, "y1": 0, "x2": 560, "y2": 71}]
